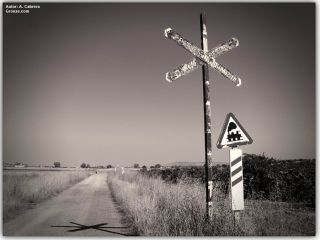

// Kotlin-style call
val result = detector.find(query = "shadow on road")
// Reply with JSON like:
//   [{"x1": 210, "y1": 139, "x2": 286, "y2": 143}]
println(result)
[{"x1": 51, "y1": 221, "x2": 134, "y2": 236}]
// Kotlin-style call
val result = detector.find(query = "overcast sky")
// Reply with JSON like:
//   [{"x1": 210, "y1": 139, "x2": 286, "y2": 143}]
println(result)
[{"x1": 3, "y1": 3, "x2": 315, "y2": 167}]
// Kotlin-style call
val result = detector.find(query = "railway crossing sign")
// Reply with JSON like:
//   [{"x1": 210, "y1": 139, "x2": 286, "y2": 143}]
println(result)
[
  {"x1": 164, "y1": 29, "x2": 241, "y2": 86},
  {"x1": 217, "y1": 113, "x2": 253, "y2": 215},
  {"x1": 217, "y1": 113, "x2": 253, "y2": 149},
  {"x1": 164, "y1": 13, "x2": 242, "y2": 220}
]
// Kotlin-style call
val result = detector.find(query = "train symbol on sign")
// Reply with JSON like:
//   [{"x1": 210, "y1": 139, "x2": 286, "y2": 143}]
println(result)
[
  {"x1": 227, "y1": 122, "x2": 243, "y2": 142},
  {"x1": 217, "y1": 113, "x2": 253, "y2": 149}
]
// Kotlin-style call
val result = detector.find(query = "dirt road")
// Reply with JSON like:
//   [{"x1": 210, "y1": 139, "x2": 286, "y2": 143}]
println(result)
[{"x1": 3, "y1": 173, "x2": 132, "y2": 236}]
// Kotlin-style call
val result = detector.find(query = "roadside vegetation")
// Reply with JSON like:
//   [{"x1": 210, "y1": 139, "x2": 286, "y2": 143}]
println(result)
[
  {"x1": 141, "y1": 154, "x2": 315, "y2": 206},
  {"x1": 108, "y1": 155, "x2": 315, "y2": 236},
  {"x1": 3, "y1": 170, "x2": 93, "y2": 221}
]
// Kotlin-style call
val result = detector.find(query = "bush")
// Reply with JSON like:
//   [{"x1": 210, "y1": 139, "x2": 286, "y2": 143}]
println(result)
[
  {"x1": 139, "y1": 154, "x2": 315, "y2": 206},
  {"x1": 80, "y1": 163, "x2": 90, "y2": 168},
  {"x1": 53, "y1": 162, "x2": 61, "y2": 168}
]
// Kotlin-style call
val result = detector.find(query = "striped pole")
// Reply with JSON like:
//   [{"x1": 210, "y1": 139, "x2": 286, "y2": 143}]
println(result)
[
  {"x1": 230, "y1": 147, "x2": 244, "y2": 231},
  {"x1": 229, "y1": 147, "x2": 244, "y2": 211},
  {"x1": 201, "y1": 13, "x2": 214, "y2": 220}
]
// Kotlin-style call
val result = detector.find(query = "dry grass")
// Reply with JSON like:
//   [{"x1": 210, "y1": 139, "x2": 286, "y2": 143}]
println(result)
[
  {"x1": 108, "y1": 171, "x2": 315, "y2": 236},
  {"x1": 3, "y1": 170, "x2": 93, "y2": 221}
]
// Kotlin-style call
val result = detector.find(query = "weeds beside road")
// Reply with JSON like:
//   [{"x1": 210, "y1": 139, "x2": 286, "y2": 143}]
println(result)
[
  {"x1": 108, "y1": 171, "x2": 315, "y2": 236},
  {"x1": 3, "y1": 170, "x2": 93, "y2": 221}
]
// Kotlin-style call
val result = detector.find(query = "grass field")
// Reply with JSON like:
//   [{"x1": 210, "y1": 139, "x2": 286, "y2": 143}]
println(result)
[
  {"x1": 108, "y1": 171, "x2": 315, "y2": 236},
  {"x1": 3, "y1": 169, "x2": 93, "y2": 221}
]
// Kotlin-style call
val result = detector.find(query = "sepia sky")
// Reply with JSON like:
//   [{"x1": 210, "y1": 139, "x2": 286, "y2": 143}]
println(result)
[{"x1": 3, "y1": 3, "x2": 315, "y2": 167}]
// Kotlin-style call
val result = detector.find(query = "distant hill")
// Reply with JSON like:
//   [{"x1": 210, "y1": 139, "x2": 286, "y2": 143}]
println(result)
[{"x1": 165, "y1": 161, "x2": 226, "y2": 167}]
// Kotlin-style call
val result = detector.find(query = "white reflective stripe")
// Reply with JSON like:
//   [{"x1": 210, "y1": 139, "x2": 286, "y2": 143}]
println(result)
[{"x1": 231, "y1": 159, "x2": 242, "y2": 170}]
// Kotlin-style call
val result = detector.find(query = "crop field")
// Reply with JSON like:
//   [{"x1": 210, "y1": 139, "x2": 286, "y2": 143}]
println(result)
[
  {"x1": 3, "y1": 169, "x2": 94, "y2": 221},
  {"x1": 107, "y1": 156, "x2": 315, "y2": 236}
]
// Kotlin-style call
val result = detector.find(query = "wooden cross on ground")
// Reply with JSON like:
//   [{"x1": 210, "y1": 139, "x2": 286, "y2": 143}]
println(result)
[{"x1": 164, "y1": 13, "x2": 242, "y2": 220}]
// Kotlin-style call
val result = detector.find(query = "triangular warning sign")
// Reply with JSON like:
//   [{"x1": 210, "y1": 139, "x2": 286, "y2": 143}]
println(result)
[{"x1": 217, "y1": 113, "x2": 253, "y2": 149}]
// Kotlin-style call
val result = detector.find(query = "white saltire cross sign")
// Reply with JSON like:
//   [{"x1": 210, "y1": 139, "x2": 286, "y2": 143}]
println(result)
[{"x1": 164, "y1": 28, "x2": 241, "y2": 86}]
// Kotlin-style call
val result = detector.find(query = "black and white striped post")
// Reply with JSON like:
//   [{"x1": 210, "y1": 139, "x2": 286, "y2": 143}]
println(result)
[
  {"x1": 164, "y1": 13, "x2": 242, "y2": 220},
  {"x1": 230, "y1": 147, "x2": 244, "y2": 225}
]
